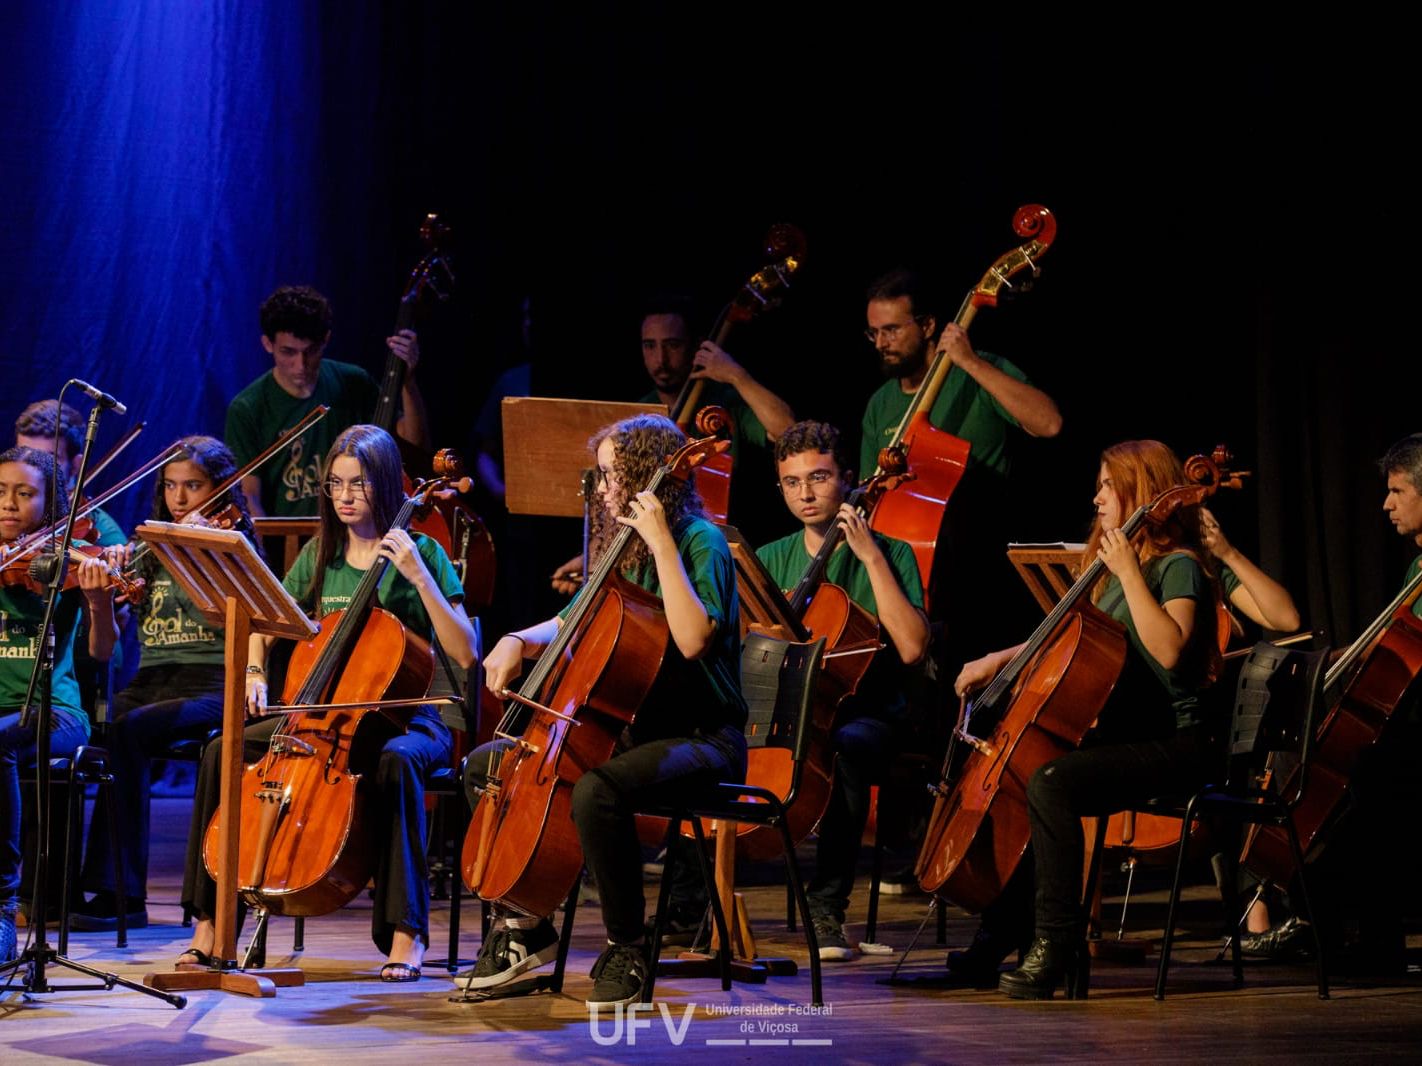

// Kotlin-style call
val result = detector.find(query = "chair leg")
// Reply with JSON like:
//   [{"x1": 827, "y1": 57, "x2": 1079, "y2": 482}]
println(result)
[
  {"x1": 688, "y1": 819, "x2": 733, "y2": 992},
  {"x1": 936, "y1": 897, "x2": 947, "y2": 946},
  {"x1": 1154, "y1": 798, "x2": 1199, "y2": 1001},
  {"x1": 548, "y1": 880, "x2": 581, "y2": 994},
  {"x1": 776, "y1": 816, "x2": 823, "y2": 1007},
  {"x1": 865, "y1": 815, "x2": 886, "y2": 945},
  {"x1": 292, "y1": 915, "x2": 304, "y2": 953},
  {"x1": 104, "y1": 777, "x2": 128, "y2": 949},
  {"x1": 58, "y1": 774, "x2": 78, "y2": 955},
  {"x1": 786, "y1": 877, "x2": 796, "y2": 932},
  {"x1": 245, "y1": 909, "x2": 270, "y2": 969},
  {"x1": 1282, "y1": 817, "x2": 1329, "y2": 1000},
  {"x1": 644, "y1": 818, "x2": 684, "y2": 1003}
]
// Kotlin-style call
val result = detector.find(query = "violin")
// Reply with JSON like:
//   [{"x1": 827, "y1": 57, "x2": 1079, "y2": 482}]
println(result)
[
  {"x1": 915, "y1": 449, "x2": 1241, "y2": 912},
  {"x1": 119, "y1": 407, "x2": 331, "y2": 597},
  {"x1": 461, "y1": 434, "x2": 724, "y2": 917},
  {"x1": 869, "y1": 206, "x2": 1056, "y2": 607},
  {"x1": 0, "y1": 541, "x2": 145, "y2": 601},
  {"x1": 669, "y1": 224, "x2": 806, "y2": 522},
  {"x1": 200, "y1": 451, "x2": 471, "y2": 916}
]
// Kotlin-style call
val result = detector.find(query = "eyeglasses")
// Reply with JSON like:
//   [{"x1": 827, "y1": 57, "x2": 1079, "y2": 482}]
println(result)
[
  {"x1": 321, "y1": 476, "x2": 369, "y2": 498},
  {"x1": 594, "y1": 468, "x2": 617, "y2": 488},
  {"x1": 778, "y1": 470, "x2": 837, "y2": 493},
  {"x1": 863, "y1": 317, "x2": 926, "y2": 344}
]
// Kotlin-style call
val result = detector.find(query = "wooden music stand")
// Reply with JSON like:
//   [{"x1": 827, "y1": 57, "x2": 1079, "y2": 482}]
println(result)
[
  {"x1": 134, "y1": 522, "x2": 319, "y2": 998},
  {"x1": 501, "y1": 397, "x2": 666, "y2": 517},
  {"x1": 721, "y1": 525, "x2": 803, "y2": 640},
  {"x1": 1006, "y1": 542, "x2": 1086, "y2": 615},
  {"x1": 252, "y1": 516, "x2": 321, "y2": 574}
]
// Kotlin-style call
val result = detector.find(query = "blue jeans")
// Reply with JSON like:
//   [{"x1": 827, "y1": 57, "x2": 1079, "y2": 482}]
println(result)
[{"x1": 1, "y1": 706, "x2": 88, "y2": 900}]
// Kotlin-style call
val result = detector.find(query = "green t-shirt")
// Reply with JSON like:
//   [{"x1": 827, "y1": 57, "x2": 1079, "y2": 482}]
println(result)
[
  {"x1": 1405, "y1": 556, "x2": 1421, "y2": 620},
  {"x1": 0, "y1": 584, "x2": 86, "y2": 728},
  {"x1": 859, "y1": 350, "x2": 1027, "y2": 481},
  {"x1": 89, "y1": 507, "x2": 126, "y2": 547},
  {"x1": 756, "y1": 528, "x2": 923, "y2": 719},
  {"x1": 137, "y1": 564, "x2": 223, "y2": 668},
  {"x1": 1095, "y1": 551, "x2": 1214, "y2": 733},
  {"x1": 225, "y1": 358, "x2": 380, "y2": 517},
  {"x1": 282, "y1": 532, "x2": 464, "y2": 641},
  {"x1": 558, "y1": 516, "x2": 745, "y2": 738}
]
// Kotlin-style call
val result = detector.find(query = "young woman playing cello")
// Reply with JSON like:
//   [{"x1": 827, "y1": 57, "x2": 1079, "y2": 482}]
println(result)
[
  {"x1": 953, "y1": 439, "x2": 1223, "y2": 998},
  {"x1": 0, "y1": 446, "x2": 116, "y2": 961},
  {"x1": 176, "y1": 425, "x2": 477, "y2": 980},
  {"x1": 461, "y1": 413, "x2": 746, "y2": 1007},
  {"x1": 73, "y1": 436, "x2": 259, "y2": 930}
]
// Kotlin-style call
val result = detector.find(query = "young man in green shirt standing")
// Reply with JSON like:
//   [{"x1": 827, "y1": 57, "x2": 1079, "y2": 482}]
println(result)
[{"x1": 225, "y1": 285, "x2": 431, "y2": 518}]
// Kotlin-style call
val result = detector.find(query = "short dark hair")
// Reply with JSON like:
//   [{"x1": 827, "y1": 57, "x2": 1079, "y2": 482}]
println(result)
[
  {"x1": 1379, "y1": 433, "x2": 1422, "y2": 491},
  {"x1": 865, "y1": 268, "x2": 936, "y2": 320},
  {"x1": 0, "y1": 444, "x2": 70, "y2": 527},
  {"x1": 639, "y1": 293, "x2": 701, "y2": 336},
  {"x1": 260, "y1": 285, "x2": 333, "y2": 342},
  {"x1": 774, "y1": 420, "x2": 854, "y2": 480},
  {"x1": 15, "y1": 399, "x2": 84, "y2": 460}
]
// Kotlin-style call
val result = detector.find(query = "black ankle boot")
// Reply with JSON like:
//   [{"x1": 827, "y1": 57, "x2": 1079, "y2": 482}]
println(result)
[{"x1": 998, "y1": 937, "x2": 1082, "y2": 1000}]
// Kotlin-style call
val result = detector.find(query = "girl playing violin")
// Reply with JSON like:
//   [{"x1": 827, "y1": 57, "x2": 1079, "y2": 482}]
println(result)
[
  {"x1": 73, "y1": 436, "x2": 259, "y2": 931},
  {"x1": 462, "y1": 413, "x2": 746, "y2": 1007},
  {"x1": 176, "y1": 424, "x2": 477, "y2": 981},
  {"x1": 953, "y1": 440, "x2": 1222, "y2": 998},
  {"x1": 0, "y1": 446, "x2": 117, "y2": 961}
]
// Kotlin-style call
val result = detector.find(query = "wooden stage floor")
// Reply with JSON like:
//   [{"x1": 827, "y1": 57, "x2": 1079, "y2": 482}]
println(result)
[{"x1": 2, "y1": 798, "x2": 1419, "y2": 1064}]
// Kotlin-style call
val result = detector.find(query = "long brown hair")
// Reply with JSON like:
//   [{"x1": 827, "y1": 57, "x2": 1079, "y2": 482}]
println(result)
[
  {"x1": 587, "y1": 414, "x2": 704, "y2": 573},
  {"x1": 1085, "y1": 440, "x2": 1211, "y2": 602},
  {"x1": 305, "y1": 425, "x2": 405, "y2": 604},
  {"x1": 141, "y1": 436, "x2": 261, "y2": 579}
]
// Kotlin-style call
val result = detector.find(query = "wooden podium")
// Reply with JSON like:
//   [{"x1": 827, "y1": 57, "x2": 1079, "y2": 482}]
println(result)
[{"x1": 135, "y1": 522, "x2": 319, "y2": 997}]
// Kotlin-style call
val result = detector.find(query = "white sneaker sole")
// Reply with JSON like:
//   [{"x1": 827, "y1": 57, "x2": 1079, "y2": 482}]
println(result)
[
  {"x1": 455, "y1": 942, "x2": 559, "y2": 990},
  {"x1": 818, "y1": 944, "x2": 857, "y2": 961}
]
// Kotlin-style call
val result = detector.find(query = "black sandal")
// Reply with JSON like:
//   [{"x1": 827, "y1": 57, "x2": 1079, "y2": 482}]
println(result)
[
  {"x1": 379, "y1": 962, "x2": 422, "y2": 982},
  {"x1": 175, "y1": 947, "x2": 214, "y2": 970}
]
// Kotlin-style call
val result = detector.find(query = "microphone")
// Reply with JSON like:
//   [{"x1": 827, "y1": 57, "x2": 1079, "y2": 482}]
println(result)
[{"x1": 68, "y1": 378, "x2": 128, "y2": 416}]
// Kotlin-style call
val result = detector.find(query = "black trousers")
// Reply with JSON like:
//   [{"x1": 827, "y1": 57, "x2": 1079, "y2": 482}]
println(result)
[
  {"x1": 82, "y1": 663, "x2": 225, "y2": 899},
  {"x1": 466, "y1": 724, "x2": 747, "y2": 944},
  {"x1": 806, "y1": 711, "x2": 905, "y2": 920},
  {"x1": 1026, "y1": 727, "x2": 1218, "y2": 941},
  {"x1": 181, "y1": 710, "x2": 451, "y2": 953}
]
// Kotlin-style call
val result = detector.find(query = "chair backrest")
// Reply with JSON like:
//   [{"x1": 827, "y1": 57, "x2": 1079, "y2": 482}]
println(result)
[
  {"x1": 739, "y1": 632, "x2": 826, "y2": 766},
  {"x1": 1226, "y1": 641, "x2": 1330, "y2": 794}
]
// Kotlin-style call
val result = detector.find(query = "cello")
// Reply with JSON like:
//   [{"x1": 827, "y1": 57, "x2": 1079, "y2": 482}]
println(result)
[
  {"x1": 372, "y1": 212, "x2": 497, "y2": 613},
  {"x1": 869, "y1": 205, "x2": 1057, "y2": 605},
  {"x1": 1242, "y1": 565, "x2": 1422, "y2": 882},
  {"x1": 461, "y1": 434, "x2": 724, "y2": 917},
  {"x1": 915, "y1": 450, "x2": 1240, "y2": 912},
  {"x1": 668, "y1": 224, "x2": 806, "y2": 522},
  {"x1": 200, "y1": 452, "x2": 470, "y2": 915}
]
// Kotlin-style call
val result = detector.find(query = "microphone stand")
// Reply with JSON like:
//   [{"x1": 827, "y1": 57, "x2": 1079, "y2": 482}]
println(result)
[{"x1": 0, "y1": 398, "x2": 184, "y2": 1007}]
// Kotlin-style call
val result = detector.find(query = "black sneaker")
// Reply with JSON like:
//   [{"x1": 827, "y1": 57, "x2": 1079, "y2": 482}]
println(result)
[
  {"x1": 587, "y1": 942, "x2": 648, "y2": 1007},
  {"x1": 456, "y1": 918, "x2": 560, "y2": 990},
  {"x1": 811, "y1": 911, "x2": 857, "y2": 961}
]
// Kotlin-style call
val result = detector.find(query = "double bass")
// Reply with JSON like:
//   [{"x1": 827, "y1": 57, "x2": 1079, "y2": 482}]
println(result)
[
  {"x1": 461, "y1": 434, "x2": 723, "y2": 917},
  {"x1": 869, "y1": 205, "x2": 1056, "y2": 605},
  {"x1": 915, "y1": 450, "x2": 1240, "y2": 912},
  {"x1": 668, "y1": 224, "x2": 805, "y2": 522},
  {"x1": 201, "y1": 453, "x2": 470, "y2": 915},
  {"x1": 373, "y1": 213, "x2": 497, "y2": 613},
  {"x1": 1242, "y1": 565, "x2": 1422, "y2": 882}
]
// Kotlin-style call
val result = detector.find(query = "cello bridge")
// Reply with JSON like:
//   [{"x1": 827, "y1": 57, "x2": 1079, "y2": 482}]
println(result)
[
  {"x1": 270, "y1": 736, "x2": 315, "y2": 757},
  {"x1": 954, "y1": 727, "x2": 994, "y2": 758}
]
